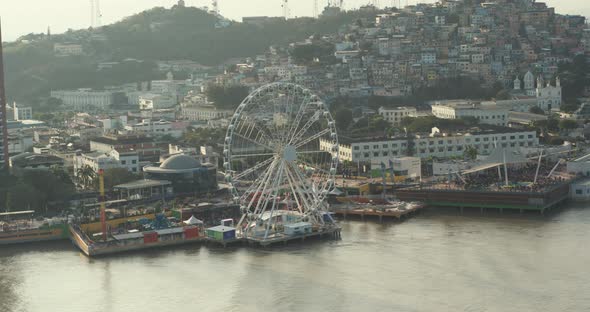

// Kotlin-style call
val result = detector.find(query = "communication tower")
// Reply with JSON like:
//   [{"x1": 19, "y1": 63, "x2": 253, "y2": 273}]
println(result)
[
  {"x1": 90, "y1": 0, "x2": 102, "y2": 27},
  {"x1": 282, "y1": 0, "x2": 290, "y2": 19}
]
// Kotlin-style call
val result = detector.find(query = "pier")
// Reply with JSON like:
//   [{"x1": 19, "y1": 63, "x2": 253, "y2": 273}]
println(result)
[
  {"x1": 244, "y1": 227, "x2": 342, "y2": 247},
  {"x1": 332, "y1": 205, "x2": 423, "y2": 222}
]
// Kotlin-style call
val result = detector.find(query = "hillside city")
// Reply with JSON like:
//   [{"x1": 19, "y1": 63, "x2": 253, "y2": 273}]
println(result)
[{"x1": 1, "y1": 0, "x2": 590, "y2": 212}]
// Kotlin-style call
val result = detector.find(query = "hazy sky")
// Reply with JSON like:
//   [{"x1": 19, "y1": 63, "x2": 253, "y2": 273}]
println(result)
[{"x1": 0, "y1": 0, "x2": 588, "y2": 41}]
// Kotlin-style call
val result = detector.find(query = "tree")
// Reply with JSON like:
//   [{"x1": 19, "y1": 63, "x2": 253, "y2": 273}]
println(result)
[
  {"x1": 495, "y1": 89, "x2": 510, "y2": 100},
  {"x1": 464, "y1": 146, "x2": 478, "y2": 161},
  {"x1": 529, "y1": 106, "x2": 545, "y2": 115},
  {"x1": 101, "y1": 168, "x2": 138, "y2": 190},
  {"x1": 334, "y1": 109, "x2": 353, "y2": 130},
  {"x1": 559, "y1": 119, "x2": 578, "y2": 135},
  {"x1": 205, "y1": 84, "x2": 250, "y2": 110},
  {"x1": 76, "y1": 165, "x2": 96, "y2": 189}
]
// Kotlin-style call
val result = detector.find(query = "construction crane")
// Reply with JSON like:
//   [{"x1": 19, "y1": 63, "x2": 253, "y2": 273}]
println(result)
[{"x1": 90, "y1": 0, "x2": 102, "y2": 28}]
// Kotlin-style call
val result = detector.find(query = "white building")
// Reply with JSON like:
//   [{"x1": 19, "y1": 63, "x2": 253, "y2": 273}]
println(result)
[
  {"x1": 181, "y1": 104, "x2": 233, "y2": 121},
  {"x1": 431, "y1": 101, "x2": 509, "y2": 126},
  {"x1": 139, "y1": 93, "x2": 177, "y2": 110},
  {"x1": 74, "y1": 150, "x2": 140, "y2": 176},
  {"x1": 54, "y1": 43, "x2": 83, "y2": 56},
  {"x1": 535, "y1": 76, "x2": 562, "y2": 111},
  {"x1": 567, "y1": 153, "x2": 590, "y2": 177},
  {"x1": 378, "y1": 106, "x2": 417, "y2": 126},
  {"x1": 322, "y1": 127, "x2": 538, "y2": 163},
  {"x1": 125, "y1": 119, "x2": 183, "y2": 138},
  {"x1": 263, "y1": 65, "x2": 307, "y2": 80},
  {"x1": 50, "y1": 89, "x2": 118, "y2": 111},
  {"x1": 13, "y1": 103, "x2": 32, "y2": 121}
]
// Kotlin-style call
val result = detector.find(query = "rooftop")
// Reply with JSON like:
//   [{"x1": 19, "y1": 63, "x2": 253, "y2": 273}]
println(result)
[{"x1": 113, "y1": 179, "x2": 172, "y2": 190}]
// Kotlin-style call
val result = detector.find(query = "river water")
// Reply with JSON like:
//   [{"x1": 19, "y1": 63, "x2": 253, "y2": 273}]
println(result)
[{"x1": 1, "y1": 205, "x2": 590, "y2": 312}]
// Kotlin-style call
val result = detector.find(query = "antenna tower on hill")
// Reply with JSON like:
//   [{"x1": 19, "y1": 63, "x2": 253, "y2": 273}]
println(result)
[{"x1": 90, "y1": 0, "x2": 102, "y2": 27}]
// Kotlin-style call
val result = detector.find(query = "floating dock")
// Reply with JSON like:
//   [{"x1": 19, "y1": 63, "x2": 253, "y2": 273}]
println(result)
[
  {"x1": 395, "y1": 182, "x2": 571, "y2": 214},
  {"x1": 332, "y1": 204, "x2": 423, "y2": 222},
  {"x1": 244, "y1": 226, "x2": 342, "y2": 247},
  {"x1": 69, "y1": 225, "x2": 207, "y2": 257}
]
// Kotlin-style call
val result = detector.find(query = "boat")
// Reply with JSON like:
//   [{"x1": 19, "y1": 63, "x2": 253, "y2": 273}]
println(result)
[{"x1": 0, "y1": 211, "x2": 69, "y2": 245}]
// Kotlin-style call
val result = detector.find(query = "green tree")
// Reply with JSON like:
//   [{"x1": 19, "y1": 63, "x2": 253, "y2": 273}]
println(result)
[
  {"x1": 529, "y1": 106, "x2": 545, "y2": 115},
  {"x1": 464, "y1": 146, "x2": 478, "y2": 161},
  {"x1": 205, "y1": 84, "x2": 250, "y2": 110},
  {"x1": 101, "y1": 168, "x2": 138, "y2": 190},
  {"x1": 334, "y1": 109, "x2": 353, "y2": 130},
  {"x1": 76, "y1": 165, "x2": 96, "y2": 190},
  {"x1": 558, "y1": 119, "x2": 578, "y2": 135}
]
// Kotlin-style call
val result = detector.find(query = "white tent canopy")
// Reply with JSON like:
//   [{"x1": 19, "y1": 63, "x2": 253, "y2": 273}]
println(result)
[{"x1": 184, "y1": 215, "x2": 204, "y2": 225}]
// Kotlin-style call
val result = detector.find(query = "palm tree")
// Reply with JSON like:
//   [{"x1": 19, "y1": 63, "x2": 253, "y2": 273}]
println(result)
[{"x1": 76, "y1": 165, "x2": 96, "y2": 189}]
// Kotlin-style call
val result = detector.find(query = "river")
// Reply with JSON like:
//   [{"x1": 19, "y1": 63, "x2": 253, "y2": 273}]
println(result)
[{"x1": 1, "y1": 205, "x2": 590, "y2": 312}]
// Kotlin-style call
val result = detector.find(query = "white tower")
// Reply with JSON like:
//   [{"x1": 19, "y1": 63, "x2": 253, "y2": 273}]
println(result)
[
  {"x1": 523, "y1": 71, "x2": 534, "y2": 90},
  {"x1": 513, "y1": 76, "x2": 521, "y2": 90},
  {"x1": 90, "y1": 0, "x2": 102, "y2": 28}
]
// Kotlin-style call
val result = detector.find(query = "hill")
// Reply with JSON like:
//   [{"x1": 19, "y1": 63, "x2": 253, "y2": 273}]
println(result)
[{"x1": 3, "y1": 6, "x2": 375, "y2": 104}]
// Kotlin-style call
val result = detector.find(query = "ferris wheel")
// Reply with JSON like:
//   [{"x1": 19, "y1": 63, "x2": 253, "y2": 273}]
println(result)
[{"x1": 223, "y1": 83, "x2": 339, "y2": 239}]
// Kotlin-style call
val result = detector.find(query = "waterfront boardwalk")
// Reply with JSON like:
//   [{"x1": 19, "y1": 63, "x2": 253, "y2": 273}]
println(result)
[{"x1": 332, "y1": 205, "x2": 423, "y2": 222}]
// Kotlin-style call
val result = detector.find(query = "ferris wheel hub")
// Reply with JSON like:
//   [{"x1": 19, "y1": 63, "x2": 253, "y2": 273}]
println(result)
[{"x1": 283, "y1": 145, "x2": 297, "y2": 162}]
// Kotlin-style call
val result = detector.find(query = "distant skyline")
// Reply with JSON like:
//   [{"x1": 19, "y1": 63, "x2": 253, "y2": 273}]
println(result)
[{"x1": 0, "y1": 0, "x2": 588, "y2": 41}]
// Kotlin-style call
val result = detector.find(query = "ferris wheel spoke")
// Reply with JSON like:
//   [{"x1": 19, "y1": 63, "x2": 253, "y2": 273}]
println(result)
[
  {"x1": 241, "y1": 159, "x2": 278, "y2": 215},
  {"x1": 284, "y1": 165, "x2": 308, "y2": 215},
  {"x1": 233, "y1": 157, "x2": 275, "y2": 181},
  {"x1": 231, "y1": 153, "x2": 276, "y2": 158},
  {"x1": 264, "y1": 162, "x2": 286, "y2": 239},
  {"x1": 297, "y1": 150, "x2": 329, "y2": 155},
  {"x1": 294, "y1": 128, "x2": 331, "y2": 149},
  {"x1": 234, "y1": 133, "x2": 275, "y2": 152},
  {"x1": 287, "y1": 161, "x2": 321, "y2": 210},
  {"x1": 286, "y1": 92, "x2": 313, "y2": 144},
  {"x1": 289, "y1": 111, "x2": 321, "y2": 146}
]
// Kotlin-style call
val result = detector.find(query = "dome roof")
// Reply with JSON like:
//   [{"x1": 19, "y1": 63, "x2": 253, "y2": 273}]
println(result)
[{"x1": 160, "y1": 154, "x2": 201, "y2": 170}]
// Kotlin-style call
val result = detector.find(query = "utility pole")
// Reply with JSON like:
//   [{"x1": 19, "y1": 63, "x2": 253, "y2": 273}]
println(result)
[{"x1": 0, "y1": 19, "x2": 9, "y2": 171}]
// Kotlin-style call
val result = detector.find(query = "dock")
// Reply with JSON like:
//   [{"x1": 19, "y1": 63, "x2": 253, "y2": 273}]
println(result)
[
  {"x1": 244, "y1": 226, "x2": 342, "y2": 247},
  {"x1": 331, "y1": 205, "x2": 423, "y2": 222}
]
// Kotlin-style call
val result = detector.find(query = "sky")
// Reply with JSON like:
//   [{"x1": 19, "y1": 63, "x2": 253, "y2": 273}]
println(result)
[{"x1": 0, "y1": 0, "x2": 588, "y2": 41}]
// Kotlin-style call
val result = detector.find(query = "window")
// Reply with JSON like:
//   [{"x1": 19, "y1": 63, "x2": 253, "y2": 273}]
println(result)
[
  {"x1": 364, "y1": 146, "x2": 369, "y2": 150},
  {"x1": 519, "y1": 135, "x2": 524, "y2": 139},
  {"x1": 121, "y1": 160, "x2": 127, "y2": 165},
  {"x1": 501, "y1": 136, "x2": 506, "y2": 140},
  {"x1": 383, "y1": 152, "x2": 389, "y2": 156},
  {"x1": 373, "y1": 152, "x2": 379, "y2": 157},
  {"x1": 364, "y1": 153, "x2": 370, "y2": 158},
  {"x1": 438, "y1": 140, "x2": 443, "y2": 145},
  {"x1": 483, "y1": 138, "x2": 489, "y2": 142},
  {"x1": 475, "y1": 138, "x2": 480, "y2": 142},
  {"x1": 383, "y1": 144, "x2": 388, "y2": 148},
  {"x1": 447, "y1": 147, "x2": 453, "y2": 152},
  {"x1": 528, "y1": 134, "x2": 533, "y2": 139},
  {"x1": 438, "y1": 147, "x2": 444, "y2": 152},
  {"x1": 420, "y1": 149, "x2": 426, "y2": 153},
  {"x1": 576, "y1": 189, "x2": 583, "y2": 195},
  {"x1": 373, "y1": 145, "x2": 379, "y2": 149},
  {"x1": 510, "y1": 136, "x2": 515, "y2": 140},
  {"x1": 132, "y1": 160, "x2": 137, "y2": 164},
  {"x1": 354, "y1": 146, "x2": 360, "y2": 150}
]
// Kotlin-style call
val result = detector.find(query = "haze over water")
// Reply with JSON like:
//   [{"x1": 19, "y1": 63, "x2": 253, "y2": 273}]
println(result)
[
  {"x1": 0, "y1": 0, "x2": 588, "y2": 41},
  {"x1": 1, "y1": 205, "x2": 590, "y2": 312}
]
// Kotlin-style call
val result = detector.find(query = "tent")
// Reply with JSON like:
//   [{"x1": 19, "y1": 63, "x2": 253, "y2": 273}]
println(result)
[{"x1": 183, "y1": 215, "x2": 204, "y2": 226}]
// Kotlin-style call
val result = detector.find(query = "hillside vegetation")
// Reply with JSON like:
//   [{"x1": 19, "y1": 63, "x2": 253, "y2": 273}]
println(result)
[{"x1": 3, "y1": 6, "x2": 374, "y2": 104}]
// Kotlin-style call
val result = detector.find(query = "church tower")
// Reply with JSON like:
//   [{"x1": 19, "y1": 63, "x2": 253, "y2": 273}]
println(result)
[{"x1": 513, "y1": 76, "x2": 521, "y2": 90}]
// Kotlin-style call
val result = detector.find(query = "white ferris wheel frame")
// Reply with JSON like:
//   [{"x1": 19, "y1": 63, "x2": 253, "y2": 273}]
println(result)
[{"x1": 222, "y1": 82, "x2": 339, "y2": 238}]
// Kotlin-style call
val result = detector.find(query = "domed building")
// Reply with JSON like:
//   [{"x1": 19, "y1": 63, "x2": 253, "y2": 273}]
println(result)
[{"x1": 143, "y1": 154, "x2": 217, "y2": 194}]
